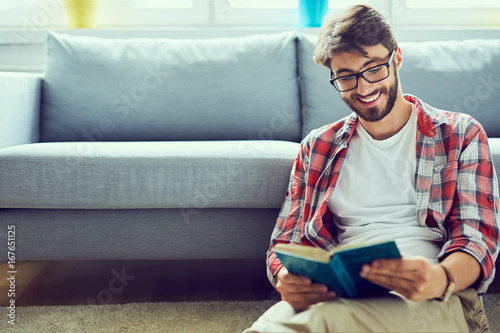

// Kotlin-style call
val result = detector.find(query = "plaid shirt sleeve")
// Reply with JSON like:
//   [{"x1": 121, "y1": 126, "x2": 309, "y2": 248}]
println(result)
[
  {"x1": 437, "y1": 118, "x2": 500, "y2": 294},
  {"x1": 266, "y1": 137, "x2": 310, "y2": 285}
]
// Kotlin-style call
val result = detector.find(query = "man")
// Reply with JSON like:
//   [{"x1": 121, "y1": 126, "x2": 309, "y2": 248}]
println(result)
[{"x1": 245, "y1": 4, "x2": 499, "y2": 333}]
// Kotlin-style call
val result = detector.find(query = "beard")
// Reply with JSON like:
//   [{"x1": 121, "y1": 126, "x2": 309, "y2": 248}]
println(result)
[{"x1": 342, "y1": 69, "x2": 399, "y2": 123}]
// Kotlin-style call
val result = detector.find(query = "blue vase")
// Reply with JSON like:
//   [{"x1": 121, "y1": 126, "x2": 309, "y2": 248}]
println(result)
[{"x1": 298, "y1": 0, "x2": 329, "y2": 27}]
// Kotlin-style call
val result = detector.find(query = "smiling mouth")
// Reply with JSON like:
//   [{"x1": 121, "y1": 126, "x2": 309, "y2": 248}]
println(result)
[{"x1": 357, "y1": 91, "x2": 381, "y2": 103}]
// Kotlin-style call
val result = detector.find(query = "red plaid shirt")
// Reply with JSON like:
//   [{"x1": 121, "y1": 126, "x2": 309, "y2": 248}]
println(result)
[{"x1": 267, "y1": 95, "x2": 500, "y2": 295}]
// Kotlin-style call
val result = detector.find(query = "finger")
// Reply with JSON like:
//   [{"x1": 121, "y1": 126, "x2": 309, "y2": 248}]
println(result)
[
  {"x1": 361, "y1": 261, "x2": 423, "y2": 284},
  {"x1": 366, "y1": 275, "x2": 428, "y2": 302},
  {"x1": 283, "y1": 290, "x2": 336, "y2": 310},
  {"x1": 278, "y1": 281, "x2": 329, "y2": 295},
  {"x1": 361, "y1": 265, "x2": 430, "y2": 298},
  {"x1": 370, "y1": 256, "x2": 429, "y2": 273},
  {"x1": 281, "y1": 272, "x2": 312, "y2": 285},
  {"x1": 363, "y1": 271, "x2": 419, "y2": 292},
  {"x1": 363, "y1": 258, "x2": 430, "y2": 281},
  {"x1": 284, "y1": 289, "x2": 336, "y2": 302},
  {"x1": 289, "y1": 282, "x2": 329, "y2": 293},
  {"x1": 361, "y1": 264, "x2": 417, "y2": 282}
]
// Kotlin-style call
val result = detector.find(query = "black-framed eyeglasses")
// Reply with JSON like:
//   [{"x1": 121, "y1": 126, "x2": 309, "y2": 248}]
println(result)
[{"x1": 329, "y1": 49, "x2": 396, "y2": 92}]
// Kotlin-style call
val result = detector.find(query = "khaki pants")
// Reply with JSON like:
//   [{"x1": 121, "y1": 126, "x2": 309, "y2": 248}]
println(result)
[{"x1": 244, "y1": 288, "x2": 489, "y2": 333}]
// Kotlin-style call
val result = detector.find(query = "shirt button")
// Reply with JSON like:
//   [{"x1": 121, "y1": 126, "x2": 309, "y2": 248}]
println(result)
[{"x1": 488, "y1": 195, "x2": 494, "y2": 202}]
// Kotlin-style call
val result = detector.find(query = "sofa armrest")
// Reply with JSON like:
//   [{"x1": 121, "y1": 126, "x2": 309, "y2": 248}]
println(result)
[{"x1": 0, "y1": 72, "x2": 42, "y2": 149}]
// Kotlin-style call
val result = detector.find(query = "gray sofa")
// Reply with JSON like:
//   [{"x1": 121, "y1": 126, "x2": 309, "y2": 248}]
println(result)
[{"x1": 1, "y1": 32, "x2": 499, "y2": 276}]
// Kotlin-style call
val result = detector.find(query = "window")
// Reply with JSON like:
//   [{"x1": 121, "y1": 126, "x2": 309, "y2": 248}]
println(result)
[
  {"x1": 0, "y1": 0, "x2": 498, "y2": 28},
  {"x1": 406, "y1": 0, "x2": 500, "y2": 9},
  {"x1": 96, "y1": 0, "x2": 208, "y2": 27},
  {"x1": 392, "y1": 0, "x2": 500, "y2": 26},
  {"x1": 232, "y1": 0, "x2": 370, "y2": 9},
  {"x1": 134, "y1": 0, "x2": 193, "y2": 9},
  {"x1": 215, "y1": 0, "x2": 372, "y2": 26},
  {"x1": 0, "y1": 0, "x2": 208, "y2": 28}
]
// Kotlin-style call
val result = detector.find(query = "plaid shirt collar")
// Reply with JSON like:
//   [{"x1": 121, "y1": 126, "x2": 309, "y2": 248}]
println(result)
[{"x1": 335, "y1": 94, "x2": 450, "y2": 148}]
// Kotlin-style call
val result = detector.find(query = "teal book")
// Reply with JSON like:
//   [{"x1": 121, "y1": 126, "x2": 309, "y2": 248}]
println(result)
[{"x1": 274, "y1": 240, "x2": 401, "y2": 298}]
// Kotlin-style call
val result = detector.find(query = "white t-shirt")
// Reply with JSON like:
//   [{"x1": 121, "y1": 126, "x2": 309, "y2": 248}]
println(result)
[{"x1": 328, "y1": 105, "x2": 441, "y2": 262}]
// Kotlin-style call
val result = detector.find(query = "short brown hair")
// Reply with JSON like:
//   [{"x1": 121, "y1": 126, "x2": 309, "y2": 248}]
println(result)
[{"x1": 313, "y1": 5, "x2": 397, "y2": 69}]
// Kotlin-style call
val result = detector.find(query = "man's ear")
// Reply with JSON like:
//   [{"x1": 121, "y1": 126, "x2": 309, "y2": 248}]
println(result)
[{"x1": 395, "y1": 47, "x2": 403, "y2": 71}]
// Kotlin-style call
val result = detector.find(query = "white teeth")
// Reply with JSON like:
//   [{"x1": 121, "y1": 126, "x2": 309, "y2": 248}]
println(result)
[{"x1": 359, "y1": 92, "x2": 381, "y2": 103}]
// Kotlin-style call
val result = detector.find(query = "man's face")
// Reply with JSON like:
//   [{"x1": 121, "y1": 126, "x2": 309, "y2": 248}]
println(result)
[{"x1": 330, "y1": 45, "x2": 401, "y2": 123}]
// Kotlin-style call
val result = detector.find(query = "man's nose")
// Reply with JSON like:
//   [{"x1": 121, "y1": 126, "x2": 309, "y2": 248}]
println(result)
[{"x1": 356, "y1": 75, "x2": 374, "y2": 96}]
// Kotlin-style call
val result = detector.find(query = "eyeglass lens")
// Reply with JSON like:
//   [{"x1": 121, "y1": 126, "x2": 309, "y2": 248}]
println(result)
[{"x1": 334, "y1": 65, "x2": 389, "y2": 92}]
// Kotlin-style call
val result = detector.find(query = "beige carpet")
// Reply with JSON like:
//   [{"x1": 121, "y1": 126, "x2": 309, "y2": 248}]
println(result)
[
  {"x1": 1, "y1": 300, "x2": 277, "y2": 333},
  {"x1": 2, "y1": 295, "x2": 499, "y2": 332}
]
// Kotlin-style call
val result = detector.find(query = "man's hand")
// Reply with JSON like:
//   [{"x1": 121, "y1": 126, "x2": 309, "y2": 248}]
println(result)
[
  {"x1": 275, "y1": 266, "x2": 336, "y2": 311},
  {"x1": 360, "y1": 254, "x2": 447, "y2": 302}
]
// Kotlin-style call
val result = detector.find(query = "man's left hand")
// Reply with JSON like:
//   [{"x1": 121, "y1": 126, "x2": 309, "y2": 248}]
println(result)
[{"x1": 360, "y1": 254, "x2": 447, "y2": 302}]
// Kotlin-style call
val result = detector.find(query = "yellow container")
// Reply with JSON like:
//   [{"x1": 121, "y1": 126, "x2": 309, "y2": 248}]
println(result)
[{"x1": 64, "y1": 0, "x2": 97, "y2": 28}]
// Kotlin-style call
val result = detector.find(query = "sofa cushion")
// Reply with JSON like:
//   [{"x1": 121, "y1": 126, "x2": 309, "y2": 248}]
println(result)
[
  {"x1": 41, "y1": 31, "x2": 301, "y2": 142},
  {"x1": 0, "y1": 141, "x2": 299, "y2": 209},
  {"x1": 298, "y1": 35, "x2": 500, "y2": 138},
  {"x1": 0, "y1": 72, "x2": 41, "y2": 149}
]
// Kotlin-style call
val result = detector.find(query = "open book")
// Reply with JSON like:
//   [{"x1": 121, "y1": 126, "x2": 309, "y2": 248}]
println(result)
[{"x1": 274, "y1": 240, "x2": 401, "y2": 298}]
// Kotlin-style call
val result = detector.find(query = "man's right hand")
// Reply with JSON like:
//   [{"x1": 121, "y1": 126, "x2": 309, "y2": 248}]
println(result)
[{"x1": 275, "y1": 266, "x2": 336, "y2": 311}]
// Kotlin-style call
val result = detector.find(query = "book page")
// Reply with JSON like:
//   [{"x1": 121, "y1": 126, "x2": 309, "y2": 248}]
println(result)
[
  {"x1": 274, "y1": 244, "x2": 331, "y2": 263},
  {"x1": 275, "y1": 240, "x2": 396, "y2": 263},
  {"x1": 331, "y1": 240, "x2": 393, "y2": 253}
]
